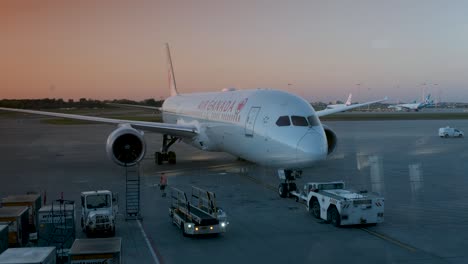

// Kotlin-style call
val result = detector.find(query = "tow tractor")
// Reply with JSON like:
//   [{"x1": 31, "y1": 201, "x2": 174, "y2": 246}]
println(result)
[
  {"x1": 80, "y1": 190, "x2": 118, "y2": 236},
  {"x1": 169, "y1": 186, "x2": 228, "y2": 236},
  {"x1": 290, "y1": 181, "x2": 384, "y2": 226}
]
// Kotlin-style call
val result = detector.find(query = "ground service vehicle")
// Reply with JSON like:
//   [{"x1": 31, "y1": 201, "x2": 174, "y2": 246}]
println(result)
[
  {"x1": 439, "y1": 127, "x2": 464, "y2": 138},
  {"x1": 169, "y1": 186, "x2": 228, "y2": 236},
  {"x1": 80, "y1": 190, "x2": 118, "y2": 236},
  {"x1": 0, "y1": 206, "x2": 29, "y2": 247},
  {"x1": 291, "y1": 181, "x2": 384, "y2": 226},
  {"x1": 0, "y1": 247, "x2": 56, "y2": 264},
  {"x1": 0, "y1": 225, "x2": 7, "y2": 255},
  {"x1": 1, "y1": 193, "x2": 42, "y2": 234},
  {"x1": 70, "y1": 237, "x2": 121, "y2": 264},
  {"x1": 38, "y1": 201, "x2": 76, "y2": 258}
]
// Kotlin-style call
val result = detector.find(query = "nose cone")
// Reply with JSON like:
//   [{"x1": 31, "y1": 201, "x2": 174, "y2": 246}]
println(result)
[{"x1": 296, "y1": 127, "x2": 328, "y2": 166}]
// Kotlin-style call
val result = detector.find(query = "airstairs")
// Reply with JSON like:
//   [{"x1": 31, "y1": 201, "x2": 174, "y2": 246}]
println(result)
[{"x1": 125, "y1": 164, "x2": 142, "y2": 220}]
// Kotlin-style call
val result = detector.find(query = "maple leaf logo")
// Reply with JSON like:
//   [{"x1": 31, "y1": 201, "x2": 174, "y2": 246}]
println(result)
[{"x1": 236, "y1": 98, "x2": 248, "y2": 114}]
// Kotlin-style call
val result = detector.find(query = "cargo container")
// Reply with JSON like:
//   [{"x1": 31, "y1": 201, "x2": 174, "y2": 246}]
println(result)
[
  {"x1": 0, "y1": 247, "x2": 56, "y2": 264},
  {"x1": 37, "y1": 203, "x2": 75, "y2": 251},
  {"x1": 0, "y1": 225, "x2": 7, "y2": 255},
  {"x1": 0, "y1": 206, "x2": 29, "y2": 247},
  {"x1": 1, "y1": 194, "x2": 42, "y2": 233},
  {"x1": 69, "y1": 237, "x2": 121, "y2": 264}
]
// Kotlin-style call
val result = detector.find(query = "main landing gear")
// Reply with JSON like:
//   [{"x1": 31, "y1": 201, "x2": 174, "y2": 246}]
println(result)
[
  {"x1": 277, "y1": 169, "x2": 302, "y2": 198},
  {"x1": 155, "y1": 135, "x2": 179, "y2": 165}
]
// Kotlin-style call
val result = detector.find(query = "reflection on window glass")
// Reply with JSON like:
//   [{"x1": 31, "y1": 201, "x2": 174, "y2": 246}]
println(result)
[
  {"x1": 86, "y1": 194, "x2": 111, "y2": 209},
  {"x1": 307, "y1": 115, "x2": 320, "y2": 127},
  {"x1": 291, "y1": 116, "x2": 308, "y2": 126},
  {"x1": 276, "y1": 116, "x2": 291, "y2": 126}
]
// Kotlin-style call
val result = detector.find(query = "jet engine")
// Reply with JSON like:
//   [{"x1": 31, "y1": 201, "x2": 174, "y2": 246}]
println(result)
[
  {"x1": 106, "y1": 125, "x2": 146, "y2": 167},
  {"x1": 323, "y1": 125, "x2": 337, "y2": 155}
]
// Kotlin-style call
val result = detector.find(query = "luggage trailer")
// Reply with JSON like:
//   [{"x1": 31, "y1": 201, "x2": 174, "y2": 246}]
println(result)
[{"x1": 169, "y1": 186, "x2": 227, "y2": 236}]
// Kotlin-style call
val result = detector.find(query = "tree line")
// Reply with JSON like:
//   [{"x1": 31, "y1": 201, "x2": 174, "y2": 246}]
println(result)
[{"x1": 0, "y1": 98, "x2": 164, "y2": 109}]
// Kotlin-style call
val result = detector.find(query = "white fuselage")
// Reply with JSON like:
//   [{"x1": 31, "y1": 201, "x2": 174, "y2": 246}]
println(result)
[
  {"x1": 388, "y1": 102, "x2": 422, "y2": 111},
  {"x1": 326, "y1": 104, "x2": 347, "y2": 110},
  {"x1": 161, "y1": 89, "x2": 328, "y2": 168}
]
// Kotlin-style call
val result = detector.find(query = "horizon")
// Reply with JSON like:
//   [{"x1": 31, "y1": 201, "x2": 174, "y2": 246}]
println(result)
[
  {"x1": 2, "y1": 96, "x2": 468, "y2": 105},
  {"x1": 2, "y1": 1, "x2": 468, "y2": 102}
]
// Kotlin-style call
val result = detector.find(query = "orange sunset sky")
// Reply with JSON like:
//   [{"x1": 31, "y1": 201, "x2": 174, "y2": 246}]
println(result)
[{"x1": 2, "y1": 0, "x2": 468, "y2": 102}]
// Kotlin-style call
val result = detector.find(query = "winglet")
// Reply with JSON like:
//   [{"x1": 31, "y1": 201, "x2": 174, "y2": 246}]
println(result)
[{"x1": 165, "y1": 43, "x2": 179, "y2": 96}]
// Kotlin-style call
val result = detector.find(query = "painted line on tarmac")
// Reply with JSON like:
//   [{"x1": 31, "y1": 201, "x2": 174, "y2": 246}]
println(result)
[
  {"x1": 137, "y1": 220, "x2": 161, "y2": 264},
  {"x1": 361, "y1": 228, "x2": 417, "y2": 252},
  {"x1": 154, "y1": 163, "x2": 242, "y2": 175},
  {"x1": 238, "y1": 173, "x2": 277, "y2": 192}
]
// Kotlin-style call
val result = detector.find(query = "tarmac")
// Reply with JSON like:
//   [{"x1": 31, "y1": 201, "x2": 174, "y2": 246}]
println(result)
[{"x1": 1, "y1": 113, "x2": 468, "y2": 263}]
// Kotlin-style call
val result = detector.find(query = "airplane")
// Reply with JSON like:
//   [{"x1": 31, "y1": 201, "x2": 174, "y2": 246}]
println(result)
[
  {"x1": 325, "y1": 93, "x2": 352, "y2": 109},
  {"x1": 388, "y1": 94, "x2": 432, "y2": 112},
  {"x1": 0, "y1": 44, "x2": 387, "y2": 197}
]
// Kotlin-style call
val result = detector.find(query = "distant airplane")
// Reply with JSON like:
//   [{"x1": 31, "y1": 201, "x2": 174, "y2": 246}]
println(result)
[
  {"x1": 0, "y1": 44, "x2": 387, "y2": 197},
  {"x1": 326, "y1": 93, "x2": 352, "y2": 109},
  {"x1": 388, "y1": 94, "x2": 433, "y2": 112}
]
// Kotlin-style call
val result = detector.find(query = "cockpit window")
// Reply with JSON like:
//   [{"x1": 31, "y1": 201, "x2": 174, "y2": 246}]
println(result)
[
  {"x1": 276, "y1": 116, "x2": 291, "y2": 126},
  {"x1": 291, "y1": 116, "x2": 308, "y2": 126},
  {"x1": 307, "y1": 115, "x2": 320, "y2": 127}
]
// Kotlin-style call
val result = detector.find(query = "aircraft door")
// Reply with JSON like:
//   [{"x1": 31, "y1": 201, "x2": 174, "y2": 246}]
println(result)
[{"x1": 245, "y1": 107, "x2": 261, "y2": 137}]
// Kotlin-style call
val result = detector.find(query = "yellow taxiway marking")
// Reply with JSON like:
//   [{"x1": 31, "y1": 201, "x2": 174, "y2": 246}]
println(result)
[{"x1": 360, "y1": 228, "x2": 417, "y2": 252}]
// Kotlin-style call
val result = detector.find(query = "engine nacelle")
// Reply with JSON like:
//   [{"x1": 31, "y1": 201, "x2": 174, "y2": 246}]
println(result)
[
  {"x1": 106, "y1": 125, "x2": 146, "y2": 167},
  {"x1": 323, "y1": 125, "x2": 337, "y2": 155}
]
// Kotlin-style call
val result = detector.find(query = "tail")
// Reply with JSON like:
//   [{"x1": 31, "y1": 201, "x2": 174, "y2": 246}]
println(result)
[
  {"x1": 345, "y1": 93, "x2": 352, "y2": 106},
  {"x1": 165, "y1": 43, "x2": 179, "y2": 96},
  {"x1": 425, "y1": 94, "x2": 431, "y2": 103}
]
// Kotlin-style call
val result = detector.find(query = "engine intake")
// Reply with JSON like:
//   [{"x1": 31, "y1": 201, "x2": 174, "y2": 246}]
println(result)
[
  {"x1": 106, "y1": 125, "x2": 146, "y2": 167},
  {"x1": 323, "y1": 125, "x2": 337, "y2": 155}
]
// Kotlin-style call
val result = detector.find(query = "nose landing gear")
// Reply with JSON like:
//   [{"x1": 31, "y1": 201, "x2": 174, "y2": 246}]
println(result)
[{"x1": 277, "y1": 169, "x2": 301, "y2": 198}]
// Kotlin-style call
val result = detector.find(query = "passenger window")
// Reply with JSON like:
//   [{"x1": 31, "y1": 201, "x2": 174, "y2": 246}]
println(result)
[
  {"x1": 291, "y1": 116, "x2": 308, "y2": 126},
  {"x1": 307, "y1": 115, "x2": 320, "y2": 127},
  {"x1": 276, "y1": 116, "x2": 291, "y2": 126}
]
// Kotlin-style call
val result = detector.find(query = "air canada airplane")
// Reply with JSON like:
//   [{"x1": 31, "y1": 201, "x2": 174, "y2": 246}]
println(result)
[
  {"x1": 326, "y1": 93, "x2": 352, "y2": 109},
  {"x1": 0, "y1": 44, "x2": 386, "y2": 196}
]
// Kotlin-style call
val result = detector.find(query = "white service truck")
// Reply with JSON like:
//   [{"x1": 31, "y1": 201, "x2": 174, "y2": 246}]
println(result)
[
  {"x1": 169, "y1": 186, "x2": 228, "y2": 236},
  {"x1": 439, "y1": 127, "x2": 464, "y2": 138},
  {"x1": 80, "y1": 190, "x2": 118, "y2": 236},
  {"x1": 291, "y1": 181, "x2": 384, "y2": 226}
]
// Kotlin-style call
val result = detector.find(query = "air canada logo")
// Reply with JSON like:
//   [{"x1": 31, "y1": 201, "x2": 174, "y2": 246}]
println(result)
[{"x1": 236, "y1": 98, "x2": 248, "y2": 114}]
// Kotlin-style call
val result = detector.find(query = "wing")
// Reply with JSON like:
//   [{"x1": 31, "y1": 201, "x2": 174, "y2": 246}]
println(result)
[
  {"x1": 107, "y1": 103, "x2": 161, "y2": 111},
  {"x1": 0, "y1": 107, "x2": 197, "y2": 138},
  {"x1": 316, "y1": 97, "x2": 387, "y2": 117}
]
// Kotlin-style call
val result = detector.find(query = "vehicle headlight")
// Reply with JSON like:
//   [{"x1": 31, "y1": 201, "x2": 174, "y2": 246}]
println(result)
[
  {"x1": 187, "y1": 224, "x2": 192, "y2": 228},
  {"x1": 221, "y1": 222, "x2": 226, "y2": 228}
]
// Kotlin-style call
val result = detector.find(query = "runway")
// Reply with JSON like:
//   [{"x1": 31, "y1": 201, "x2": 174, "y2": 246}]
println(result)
[{"x1": 1, "y1": 114, "x2": 468, "y2": 263}]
